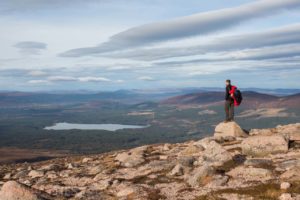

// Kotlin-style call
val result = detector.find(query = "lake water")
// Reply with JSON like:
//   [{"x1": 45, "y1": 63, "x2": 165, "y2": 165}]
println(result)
[{"x1": 44, "y1": 122, "x2": 149, "y2": 131}]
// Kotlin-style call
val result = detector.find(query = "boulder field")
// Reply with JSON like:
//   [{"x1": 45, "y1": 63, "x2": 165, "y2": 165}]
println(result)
[{"x1": 0, "y1": 122, "x2": 300, "y2": 200}]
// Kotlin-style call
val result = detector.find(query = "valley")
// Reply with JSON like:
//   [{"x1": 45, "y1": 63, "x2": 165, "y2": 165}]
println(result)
[{"x1": 0, "y1": 89, "x2": 299, "y2": 164}]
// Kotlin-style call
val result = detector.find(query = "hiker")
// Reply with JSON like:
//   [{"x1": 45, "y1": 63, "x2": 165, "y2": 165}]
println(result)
[
  {"x1": 224, "y1": 80, "x2": 243, "y2": 122},
  {"x1": 225, "y1": 79, "x2": 234, "y2": 122}
]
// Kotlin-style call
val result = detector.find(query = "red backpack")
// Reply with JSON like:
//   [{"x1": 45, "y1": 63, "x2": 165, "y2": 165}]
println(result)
[{"x1": 229, "y1": 85, "x2": 243, "y2": 106}]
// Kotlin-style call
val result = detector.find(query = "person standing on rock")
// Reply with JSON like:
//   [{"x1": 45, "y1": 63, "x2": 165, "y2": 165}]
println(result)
[{"x1": 225, "y1": 79, "x2": 234, "y2": 122}]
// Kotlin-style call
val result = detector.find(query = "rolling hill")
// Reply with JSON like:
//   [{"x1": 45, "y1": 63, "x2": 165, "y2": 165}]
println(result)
[{"x1": 161, "y1": 91, "x2": 300, "y2": 108}]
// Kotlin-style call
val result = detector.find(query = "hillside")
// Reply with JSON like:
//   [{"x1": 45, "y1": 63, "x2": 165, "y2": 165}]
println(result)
[
  {"x1": 0, "y1": 122, "x2": 300, "y2": 199},
  {"x1": 161, "y1": 91, "x2": 300, "y2": 108}
]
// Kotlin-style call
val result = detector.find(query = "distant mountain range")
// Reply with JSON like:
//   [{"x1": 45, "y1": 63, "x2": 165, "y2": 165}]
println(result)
[
  {"x1": 161, "y1": 91, "x2": 300, "y2": 108},
  {"x1": 1, "y1": 87, "x2": 299, "y2": 96},
  {"x1": 0, "y1": 88, "x2": 299, "y2": 107}
]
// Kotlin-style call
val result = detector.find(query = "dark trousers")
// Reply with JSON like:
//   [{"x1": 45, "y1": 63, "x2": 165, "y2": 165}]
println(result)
[{"x1": 225, "y1": 100, "x2": 234, "y2": 121}]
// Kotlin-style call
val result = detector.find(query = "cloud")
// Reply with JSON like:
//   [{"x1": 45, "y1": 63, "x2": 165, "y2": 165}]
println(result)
[
  {"x1": 47, "y1": 76, "x2": 77, "y2": 82},
  {"x1": 152, "y1": 44, "x2": 300, "y2": 67},
  {"x1": 138, "y1": 76, "x2": 155, "y2": 81},
  {"x1": 27, "y1": 70, "x2": 47, "y2": 77},
  {"x1": 60, "y1": 0, "x2": 300, "y2": 57},
  {"x1": 228, "y1": 44, "x2": 300, "y2": 61},
  {"x1": 14, "y1": 41, "x2": 47, "y2": 55},
  {"x1": 0, "y1": 0, "x2": 96, "y2": 14},
  {"x1": 28, "y1": 80, "x2": 50, "y2": 84},
  {"x1": 104, "y1": 23, "x2": 300, "y2": 61},
  {"x1": 78, "y1": 76, "x2": 111, "y2": 82},
  {"x1": 115, "y1": 80, "x2": 124, "y2": 83},
  {"x1": 47, "y1": 76, "x2": 111, "y2": 82}
]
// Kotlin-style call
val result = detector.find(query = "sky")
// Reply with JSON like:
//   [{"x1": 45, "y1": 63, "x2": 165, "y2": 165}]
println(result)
[{"x1": 0, "y1": 0, "x2": 300, "y2": 91}]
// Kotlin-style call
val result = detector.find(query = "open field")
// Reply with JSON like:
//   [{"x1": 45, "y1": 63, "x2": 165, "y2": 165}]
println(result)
[{"x1": 0, "y1": 147, "x2": 70, "y2": 164}]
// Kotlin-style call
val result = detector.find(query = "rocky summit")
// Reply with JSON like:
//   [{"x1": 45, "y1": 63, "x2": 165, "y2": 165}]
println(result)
[{"x1": 0, "y1": 122, "x2": 300, "y2": 200}]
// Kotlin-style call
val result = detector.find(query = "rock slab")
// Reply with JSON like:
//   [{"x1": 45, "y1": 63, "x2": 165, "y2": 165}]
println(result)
[
  {"x1": 241, "y1": 135, "x2": 288, "y2": 157},
  {"x1": 214, "y1": 122, "x2": 247, "y2": 138},
  {"x1": 0, "y1": 181, "x2": 53, "y2": 200}
]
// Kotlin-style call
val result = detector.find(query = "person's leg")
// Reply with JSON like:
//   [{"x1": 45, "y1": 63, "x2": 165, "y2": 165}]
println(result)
[
  {"x1": 224, "y1": 101, "x2": 230, "y2": 121},
  {"x1": 229, "y1": 101, "x2": 234, "y2": 121}
]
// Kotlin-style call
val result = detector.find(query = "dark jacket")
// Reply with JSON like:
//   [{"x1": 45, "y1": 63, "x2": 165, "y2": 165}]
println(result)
[{"x1": 225, "y1": 85, "x2": 233, "y2": 101}]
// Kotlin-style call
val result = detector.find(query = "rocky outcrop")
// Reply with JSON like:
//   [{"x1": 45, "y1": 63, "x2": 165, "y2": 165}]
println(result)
[
  {"x1": 0, "y1": 122, "x2": 300, "y2": 200},
  {"x1": 250, "y1": 123, "x2": 300, "y2": 141},
  {"x1": 227, "y1": 166, "x2": 274, "y2": 182},
  {"x1": 201, "y1": 140, "x2": 232, "y2": 167},
  {"x1": 280, "y1": 167, "x2": 300, "y2": 182},
  {"x1": 186, "y1": 164, "x2": 215, "y2": 187},
  {"x1": 0, "y1": 181, "x2": 54, "y2": 200},
  {"x1": 115, "y1": 146, "x2": 147, "y2": 167},
  {"x1": 241, "y1": 135, "x2": 289, "y2": 157},
  {"x1": 214, "y1": 121, "x2": 248, "y2": 139}
]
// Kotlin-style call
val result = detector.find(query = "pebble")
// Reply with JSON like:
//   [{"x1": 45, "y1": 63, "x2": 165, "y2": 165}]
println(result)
[{"x1": 280, "y1": 182, "x2": 291, "y2": 190}]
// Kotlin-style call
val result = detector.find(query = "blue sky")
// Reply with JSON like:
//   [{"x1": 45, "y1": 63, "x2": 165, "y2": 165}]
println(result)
[{"x1": 0, "y1": 0, "x2": 300, "y2": 91}]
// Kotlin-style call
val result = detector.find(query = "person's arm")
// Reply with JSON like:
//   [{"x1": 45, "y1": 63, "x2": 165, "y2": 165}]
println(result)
[{"x1": 225, "y1": 87, "x2": 229, "y2": 99}]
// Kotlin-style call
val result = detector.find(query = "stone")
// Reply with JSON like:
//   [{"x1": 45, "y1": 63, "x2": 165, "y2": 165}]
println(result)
[
  {"x1": 202, "y1": 140, "x2": 232, "y2": 166},
  {"x1": 0, "y1": 181, "x2": 53, "y2": 200},
  {"x1": 90, "y1": 179, "x2": 111, "y2": 190},
  {"x1": 277, "y1": 160, "x2": 300, "y2": 171},
  {"x1": 227, "y1": 166, "x2": 274, "y2": 181},
  {"x1": 249, "y1": 128, "x2": 275, "y2": 136},
  {"x1": 46, "y1": 171, "x2": 58, "y2": 179},
  {"x1": 155, "y1": 182, "x2": 191, "y2": 200},
  {"x1": 22, "y1": 180, "x2": 32, "y2": 186},
  {"x1": 62, "y1": 176, "x2": 93, "y2": 187},
  {"x1": 186, "y1": 164, "x2": 215, "y2": 187},
  {"x1": 244, "y1": 158, "x2": 273, "y2": 167},
  {"x1": 28, "y1": 170, "x2": 44, "y2": 178},
  {"x1": 115, "y1": 151, "x2": 145, "y2": 167},
  {"x1": 145, "y1": 160, "x2": 175, "y2": 173},
  {"x1": 40, "y1": 164, "x2": 62, "y2": 171},
  {"x1": 179, "y1": 144, "x2": 204, "y2": 156},
  {"x1": 13, "y1": 170, "x2": 28, "y2": 179},
  {"x1": 67, "y1": 163, "x2": 74, "y2": 169},
  {"x1": 115, "y1": 167, "x2": 151, "y2": 180},
  {"x1": 193, "y1": 137, "x2": 213, "y2": 149},
  {"x1": 215, "y1": 135, "x2": 236, "y2": 143},
  {"x1": 249, "y1": 123, "x2": 300, "y2": 141},
  {"x1": 116, "y1": 187, "x2": 135, "y2": 197},
  {"x1": 177, "y1": 156, "x2": 196, "y2": 167},
  {"x1": 82, "y1": 157, "x2": 93, "y2": 163},
  {"x1": 280, "y1": 182, "x2": 291, "y2": 190},
  {"x1": 163, "y1": 144, "x2": 171, "y2": 151},
  {"x1": 170, "y1": 164, "x2": 184, "y2": 176},
  {"x1": 241, "y1": 135, "x2": 288, "y2": 157},
  {"x1": 148, "y1": 174, "x2": 158, "y2": 179},
  {"x1": 280, "y1": 167, "x2": 300, "y2": 181},
  {"x1": 3, "y1": 173, "x2": 11, "y2": 180},
  {"x1": 87, "y1": 166, "x2": 103, "y2": 175},
  {"x1": 130, "y1": 145, "x2": 148, "y2": 154},
  {"x1": 279, "y1": 193, "x2": 293, "y2": 200},
  {"x1": 206, "y1": 175, "x2": 229, "y2": 188},
  {"x1": 159, "y1": 155, "x2": 168, "y2": 160},
  {"x1": 277, "y1": 123, "x2": 300, "y2": 141},
  {"x1": 115, "y1": 147, "x2": 147, "y2": 168},
  {"x1": 60, "y1": 187, "x2": 80, "y2": 198},
  {"x1": 214, "y1": 121, "x2": 247, "y2": 138},
  {"x1": 59, "y1": 170, "x2": 71, "y2": 178}
]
